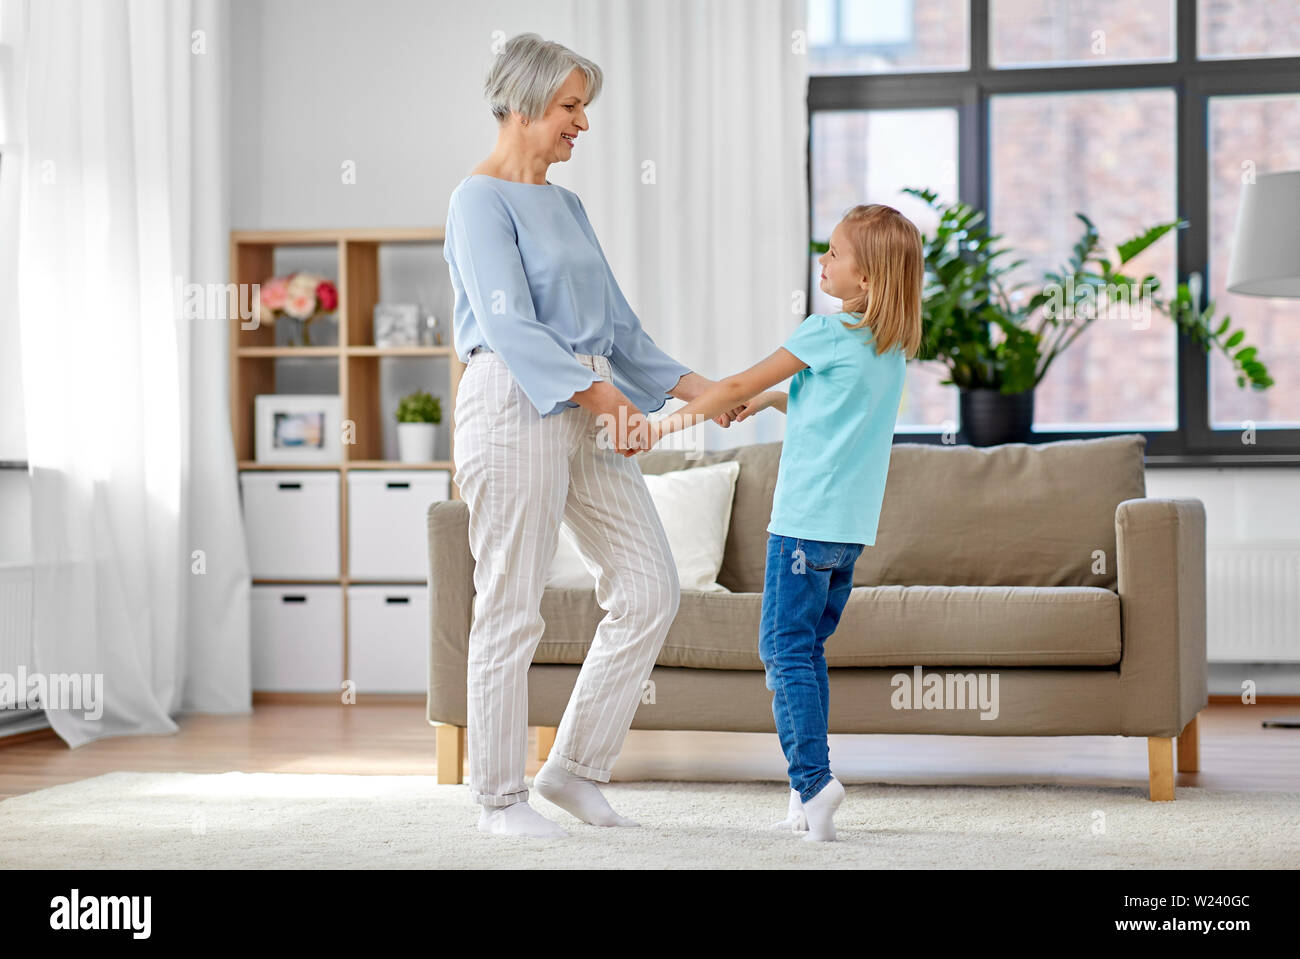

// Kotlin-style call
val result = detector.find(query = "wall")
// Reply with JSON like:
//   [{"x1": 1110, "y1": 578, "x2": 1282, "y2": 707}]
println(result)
[
  {"x1": 1145, "y1": 467, "x2": 1300, "y2": 694},
  {"x1": 230, "y1": 0, "x2": 562, "y2": 231}
]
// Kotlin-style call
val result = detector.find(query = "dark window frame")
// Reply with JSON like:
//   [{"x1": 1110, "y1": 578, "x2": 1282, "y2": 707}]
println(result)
[{"x1": 807, "y1": 0, "x2": 1300, "y2": 466}]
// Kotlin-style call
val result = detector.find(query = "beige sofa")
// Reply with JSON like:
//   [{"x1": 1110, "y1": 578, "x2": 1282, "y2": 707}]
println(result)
[{"x1": 427, "y1": 433, "x2": 1206, "y2": 801}]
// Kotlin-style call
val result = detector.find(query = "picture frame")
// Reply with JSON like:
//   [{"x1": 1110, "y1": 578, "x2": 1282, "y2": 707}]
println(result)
[
  {"x1": 373, "y1": 302, "x2": 421, "y2": 348},
  {"x1": 254, "y1": 394, "x2": 342, "y2": 464}
]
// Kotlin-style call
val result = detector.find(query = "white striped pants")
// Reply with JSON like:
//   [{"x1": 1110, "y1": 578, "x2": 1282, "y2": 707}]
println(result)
[{"x1": 452, "y1": 350, "x2": 681, "y2": 807}]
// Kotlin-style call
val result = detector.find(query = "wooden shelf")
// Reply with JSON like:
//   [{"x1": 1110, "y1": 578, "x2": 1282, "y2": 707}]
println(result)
[
  {"x1": 251, "y1": 576, "x2": 426, "y2": 586},
  {"x1": 237, "y1": 346, "x2": 342, "y2": 357},
  {"x1": 347, "y1": 346, "x2": 453, "y2": 357},
  {"x1": 231, "y1": 227, "x2": 444, "y2": 245},
  {"x1": 236, "y1": 346, "x2": 451, "y2": 358},
  {"x1": 230, "y1": 227, "x2": 465, "y2": 468},
  {"x1": 346, "y1": 460, "x2": 453, "y2": 470},
  {"x1": 252, "y1": 578, "x2": 345, "y2": 585},
  {"x1": 237, "y1": 460, "x2": 453, "y2": 471},
  {"x1": 238, "y1": 461, "x2": 341, "y2": 471},
  {"x1": 232, "y1": 226, "x2": 465, "y2": 696}
]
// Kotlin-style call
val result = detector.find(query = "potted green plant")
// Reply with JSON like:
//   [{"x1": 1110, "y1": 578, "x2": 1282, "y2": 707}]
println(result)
[
  {"x1": 395, "y1": 389, "x2": 442, "y2": 463},
  {"x1": 812, "y1": 189, "x2": 1273, "y2": 445}
]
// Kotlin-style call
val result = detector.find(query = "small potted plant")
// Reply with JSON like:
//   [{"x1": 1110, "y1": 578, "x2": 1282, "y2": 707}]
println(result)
[{"x1": 395, "y1": 389, "x2": 442, "y2": 463}]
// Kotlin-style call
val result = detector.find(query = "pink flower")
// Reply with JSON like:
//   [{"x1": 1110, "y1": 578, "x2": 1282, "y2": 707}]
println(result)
[
  {"x1": 284, "y1": 291, "x2": 316, "y2": 320},
  {"x1": 286, "y1": 272, "x2": 320, "y2": 300},
  {"x1": 259, "y1": 275, "x2": 288, "y2": 312},
  {"x1": 316, "y1": 280, "x2": 338, "y2": 313}
]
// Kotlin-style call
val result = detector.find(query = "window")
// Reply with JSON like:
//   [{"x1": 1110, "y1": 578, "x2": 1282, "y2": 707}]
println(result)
[
  {"x1": 990, "y1": 88, "x2": 1177, "y2": 429},
  {"x1": 1208, "y1": 93, "x2": 1300, "y2": 428},
  {"x1": 990, "y1": 0, "x2": 1175, "y2": 68},
  {"x1": 810, "y1": 108, "x2": 959, "y2": 429},
  {"x1": 1198, "y1": 0, "x2": 1300, "y2": 60},
  {"x1": 808, "y1": 0, "x2": 969, "y2": 75},
  {"x1": 807, "y1": 0, "x2": 1300, "y2": 459}
]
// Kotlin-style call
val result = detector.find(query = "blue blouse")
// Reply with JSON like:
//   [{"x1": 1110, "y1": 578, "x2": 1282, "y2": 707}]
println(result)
[{"x1": 442, "y1": 174, "x2": 692, "y2": 417}]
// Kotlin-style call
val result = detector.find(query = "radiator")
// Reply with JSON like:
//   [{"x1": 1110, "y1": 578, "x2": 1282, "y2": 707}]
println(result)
[
  {"x1": 0, "y1": 565, "x2": 33, "y2": 708},
  {"x1": 1207, "y1": 544, "x2": 1300, "y2": 663}
]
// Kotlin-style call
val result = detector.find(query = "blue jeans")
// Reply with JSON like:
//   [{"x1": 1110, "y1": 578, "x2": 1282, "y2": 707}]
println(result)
[{"x1": 759, "y1": 533, "x2": 865, "y2": 804}]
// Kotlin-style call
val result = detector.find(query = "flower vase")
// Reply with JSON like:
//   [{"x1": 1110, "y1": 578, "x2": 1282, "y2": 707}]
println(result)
[{"x1": 280, "y1": 315, "x2": 315, "y2": 347}]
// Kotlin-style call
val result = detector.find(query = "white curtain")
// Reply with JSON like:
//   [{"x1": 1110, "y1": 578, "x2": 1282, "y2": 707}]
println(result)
[
  {"x1": 558, "y1": 0, "x2": 810, "y2": 450},
  {"x1": 16, "y1": 0, "x2": 249, "y2": 747}
]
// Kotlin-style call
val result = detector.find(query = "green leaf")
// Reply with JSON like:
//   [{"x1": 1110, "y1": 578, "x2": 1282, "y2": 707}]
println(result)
[
  {"x1": 1225, "y1": 329, "x2": 1245, "y2": 349},
  {"x1": 396, "y1": 389, "x2": 442, "y2": 423},
  {"x1": 1116, "y1": 219, "x2": 1187, "y2": 264}
]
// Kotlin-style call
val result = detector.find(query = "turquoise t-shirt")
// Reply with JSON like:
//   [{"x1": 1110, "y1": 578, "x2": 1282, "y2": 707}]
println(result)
[{"x1": 766, "y1": 312, "x2": 907, "y2": 547}]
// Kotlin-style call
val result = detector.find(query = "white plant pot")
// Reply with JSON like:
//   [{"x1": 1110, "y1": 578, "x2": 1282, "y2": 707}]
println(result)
[{"x1": 396, "y1": 422, "x2": 437, "y2": 463}]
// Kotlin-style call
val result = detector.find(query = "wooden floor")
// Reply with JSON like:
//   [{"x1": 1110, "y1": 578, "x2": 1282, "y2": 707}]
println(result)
[{"x1": 2, "y1": 699, "x2": 1298, "y2": 801}]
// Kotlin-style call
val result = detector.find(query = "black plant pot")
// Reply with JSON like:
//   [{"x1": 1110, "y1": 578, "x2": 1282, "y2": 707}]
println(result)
[{"x1": 959, "y1": 388, "x2": 1034, "y2": 447}]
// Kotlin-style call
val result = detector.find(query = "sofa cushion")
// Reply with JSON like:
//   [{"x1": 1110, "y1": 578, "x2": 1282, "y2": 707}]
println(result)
[
  {"x1": 639, "y1": 434, "x2": 1145, "y2": 592},
  {"x1": 534, "y1": 583, "x2": 1121, "y2": 669},
  {"x1": 548, "y1": 460, "x2": 740, "y2": 592},
  {"x1": 857, "y1": 435, "x2": 1146, "y2": 590},
  {"x1": 637, "y1": 444, "x2": 782, "y2": 593}
]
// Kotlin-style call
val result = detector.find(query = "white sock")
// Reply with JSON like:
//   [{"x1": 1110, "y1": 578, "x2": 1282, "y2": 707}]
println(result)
[
  {"x1": 801, "y1": 777, "x2": 844, "y2": 842},
  {"x1": 769, "y1": 788, "x2": 808, "y2": 832},
  {"x1": 477, "y1": 800, "x2": 568, "y2": 839},
  {"x1": 534, "y1": 758, "x2": 639, "y2": 827}
]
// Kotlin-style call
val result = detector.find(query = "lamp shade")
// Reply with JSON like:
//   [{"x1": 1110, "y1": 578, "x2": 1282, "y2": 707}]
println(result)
[{"x1": 1227, "y1": 170, "x2": 1300, "y2": 298}]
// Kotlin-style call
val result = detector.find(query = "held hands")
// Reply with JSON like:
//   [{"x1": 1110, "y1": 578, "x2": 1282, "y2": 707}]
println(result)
[
  {"x1": 613, "y1": 414, "x2": 663, "y2": 457},
  {"x1": 614, "y1": 399, "x2": 762, "y2": 456},
  {"x1": 731, "y1": 391, "x2": 781, "y2": 422}
]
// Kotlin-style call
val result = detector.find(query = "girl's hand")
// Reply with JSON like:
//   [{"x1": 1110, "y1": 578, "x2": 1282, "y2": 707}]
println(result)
[
  {"x1": 713, "y1": 404, "x2": 747, "y2": 428},
  {"x1": 622, "y1": 417, "x2": 664, "y2": 456},
  {"x1": 733, "y1": 391, "x2": 779, "y2": 422}
]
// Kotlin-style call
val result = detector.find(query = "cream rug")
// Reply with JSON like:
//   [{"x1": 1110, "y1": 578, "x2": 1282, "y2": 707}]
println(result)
[{"x1": 1, "y1": 772, "x2": 1296, "y2": 869}]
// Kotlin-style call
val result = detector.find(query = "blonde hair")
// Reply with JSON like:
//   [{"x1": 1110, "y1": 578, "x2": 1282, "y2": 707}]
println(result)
[{"x1": 835, "y1": 204, "x2": 924, "y2": 359}]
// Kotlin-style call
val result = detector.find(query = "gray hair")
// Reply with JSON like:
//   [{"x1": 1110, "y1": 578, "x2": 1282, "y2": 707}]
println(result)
[{"x1": 484, "y1": 33, "x2": 603, "y2": 124}]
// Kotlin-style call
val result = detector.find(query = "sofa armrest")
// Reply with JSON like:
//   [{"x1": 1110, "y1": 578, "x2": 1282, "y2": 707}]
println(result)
[
  {"x1": 1115, "y1": 497, "x2": 1208, "y2": 736},
  {"x1": 427, "y1": 499, "x2": 474, "y2": 725}
]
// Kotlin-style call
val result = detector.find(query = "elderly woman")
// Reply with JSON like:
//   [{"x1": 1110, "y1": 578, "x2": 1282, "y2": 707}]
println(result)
[{"x1": 443, "y1": 33, "x2": 741, "y2": 838}]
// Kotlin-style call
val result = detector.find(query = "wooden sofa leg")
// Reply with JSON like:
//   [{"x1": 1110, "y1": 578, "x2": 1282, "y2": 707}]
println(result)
[
  {"x1": 436, "y1": 725, "x2": 465, "y2": 785},
  {"x1": 536, "y1": 726, "x2": 557, "y2": 762},
  {"x1": 1147, "y1": 737, "x2": 1175, "y2": 801},
  {"x1": 1177, "y1": 712, "x2": 1200, "y2": 773}
]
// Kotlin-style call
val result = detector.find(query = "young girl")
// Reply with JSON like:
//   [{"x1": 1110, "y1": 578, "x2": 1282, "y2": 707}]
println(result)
[{"x1": 636, "y1": 203, "x2": 924, "y2": 842}]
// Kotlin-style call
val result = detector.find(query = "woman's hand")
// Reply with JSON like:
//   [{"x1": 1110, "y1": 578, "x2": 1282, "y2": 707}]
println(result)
[
  {"x1": 618, "y1": 416, "x2": 669, "y2": 456},
  {"x1": 612, "y1": 411, "x2": 650, "y2": 457}
]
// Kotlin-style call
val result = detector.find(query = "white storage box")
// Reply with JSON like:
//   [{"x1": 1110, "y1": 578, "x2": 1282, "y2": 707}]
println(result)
[
  {"x1": 240, "y1": 471, "x2": 340, "y2": 579},
  {"x1": 250, "y1": 585, "x2": 343, "y2": 692},
  {"x1": 347, "y1": 470, "x2": 450, "y2": 581},
  {"x1": 346, "y1": 585, "x2": 428, "y2": 694}
]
